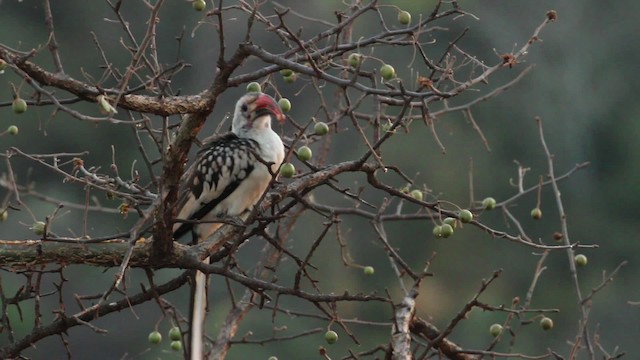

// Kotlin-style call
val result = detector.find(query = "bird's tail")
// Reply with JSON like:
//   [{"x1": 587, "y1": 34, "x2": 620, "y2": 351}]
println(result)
[
  {"x1": 188, "y1": 214, "x2": 250, "y2": 359},
  {"x1": 191, "y1": 259, "x2": 209, "y2": 360}
]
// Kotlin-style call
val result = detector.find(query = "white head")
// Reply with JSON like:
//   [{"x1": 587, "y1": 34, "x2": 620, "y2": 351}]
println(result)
[{"x1": 232, "y1": 92, "x2": 285, "y2": 136}]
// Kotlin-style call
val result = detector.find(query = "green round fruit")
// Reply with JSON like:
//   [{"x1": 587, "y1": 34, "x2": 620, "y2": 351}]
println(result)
[
  {"x1": 12, "y1": 98, "x2": 27, "y2": 114},
  {"x1": 398, "y1": 10, "x2": 412, "y2": 25},
  {"x1": 170, "y1": 340, "x2": 182, "y2": 351},
  {"x1": 283, "y1": 73, "x2": 297, "y2": 83},
  {"x1": 279, "y1": 162, "x2": 295, "y2": 178},
  {"x1": 574, "y1": 254, "x2": 588, "y2": 267},
  {"x1": 348, "y1": 53, "x2": 363, "y2": 68},
  {"x1": 440, "y1": 223, "x2": 454, "y2": 238},
  {"x1": 363, "y1": 266, "x2": 375, "y2": 276},
  {"x1": 297, "y1": 146, "x2": 312, "y2": 161},
  {"x1": 278, "y1": 98, "x2": 292, "y2": 113},
  {"x1": 7, "y1": 125, "x2": 19, "y2": 135},
  {"x1": 0, "y1": 210, "x2": 8, "y2": 221},
  {"x1": 246, "y1": 82, "x2": 261, "y2": 93},
  {"x1": 148, "y1": 331, "x2": 162, "y2": 344},
  {"x1": 324, "y1": 330, "x2": 338, "y2": 344},
  {"x1": 380, "y1": 64, "x2": 395, "y2": 80},
  {"x1": 97, "y1": 95, "x2": 116, "y2": 115},
  {"x1": 169, "y1": 326, "x2": 181, "y2": 341},
  {"x1": 0, "y1": 59, "x2": 6, "y2": 71},
  {"x1": 482, "y1": 197, "x2": 497, "y2": 210},
  {"x1": 410, "y1": 189, "x2": 423, "y2": 201},
  {"x1": 280, "y1": 68, "x2": 293, "y2": 77},
  {"x1": 118, "y1": 202, "x2": 129, "y2": 215},
  {"x1": 459, "y1": 209, "x2": 473, "y2": 223},
  {"x1": 443, "y1": 217, "x2": 457, "y2": 229},
  {"x1": 314, "y1": 122, "x2": 329, "y2": 136},
  {"x1": 489, "y1": 323, "x2": 503, "y2": 337},
  {"x1": 540, "y1": 317, "x2": 553, "y2": 330},
  {"x1": 531, "y1": 207, "x2": 542, "y2": 220},
  {"x1": 432, "y1": 225, "x2": 442, "y2": 238},
  {"x1": 193, "y1": 0, "x2": 206, "y2": 11},
  {"x1": 32, "y1": 221, "x2": 46, "y2": 236}
]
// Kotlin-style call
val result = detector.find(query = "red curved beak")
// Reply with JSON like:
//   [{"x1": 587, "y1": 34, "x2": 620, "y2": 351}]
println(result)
[{"x1": 255, "y1": 94, "x2": 286, "y2": 124}]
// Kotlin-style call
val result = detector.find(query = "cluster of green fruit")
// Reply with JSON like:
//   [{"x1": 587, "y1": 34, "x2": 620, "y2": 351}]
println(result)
[
  {"x1": 398, "y1": 187, "x2": 475, "y2": 239},
  {"x1": 278, "y1": 142, "x2": 314, "y2": 178},
  {"x1": 482, "y1": 196, "x2": 543, "y2": 220},
  {"x1": 344, "y1": 9, "x2": 411, "y2": 79},
  {"x1": 279, "y1": 129, "x2": 327, "y2": 177},
  {"x1": 248, "y1": 70, "x2": 298, "y2": 88},
  {"x1": 148, "y1": 327, "x2": 183, "y2": 351},
  {"x1": 482, "y1": 197, "x2": 591, "y2": 262},
  {"x1": 3, "y1": 96, "x2": 27, "y2": 136},
  {"x1": 431, "y1": 210, "x2": 473, "y2": 239},
  {"x1": 489, "y1": 316, "x2": 554, "y2": 337},
  {"x1": 279, "y1": 142, "x2": 312, "y2": 178},
  {"x1": 347, "y1": 52, "x2": 396, "y2": 80}
]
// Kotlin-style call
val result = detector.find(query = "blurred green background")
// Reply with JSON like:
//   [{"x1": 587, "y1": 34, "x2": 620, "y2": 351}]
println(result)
[{"x1": 0, "y1": 1, "x2": 637, "y2": 359}]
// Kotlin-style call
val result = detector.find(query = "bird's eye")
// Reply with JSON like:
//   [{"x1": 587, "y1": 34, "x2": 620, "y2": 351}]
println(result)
[{"x1": 241, "y1": 104, "x2": 248, "y2": 112}]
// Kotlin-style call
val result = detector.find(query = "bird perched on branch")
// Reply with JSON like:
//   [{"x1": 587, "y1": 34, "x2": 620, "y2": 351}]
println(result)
[{"x1": 172, "y1": 92, "x2": 285, "y2": 359}]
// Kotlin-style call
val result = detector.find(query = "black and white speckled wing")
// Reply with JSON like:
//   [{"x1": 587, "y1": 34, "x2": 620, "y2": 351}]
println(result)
[{"x1": 173, "y1": 133, "x2": 262, "y2": 240}]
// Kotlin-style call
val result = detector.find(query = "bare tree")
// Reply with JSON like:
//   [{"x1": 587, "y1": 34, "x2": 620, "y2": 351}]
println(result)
[{"x1": 0, "y1": 1, "x2": 626, "y2": 359}]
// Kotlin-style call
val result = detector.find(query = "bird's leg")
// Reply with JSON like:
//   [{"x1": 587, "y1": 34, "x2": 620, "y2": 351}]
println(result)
[{"x1": 190, "y1": 229, "x2": 198, "y2": 245}]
